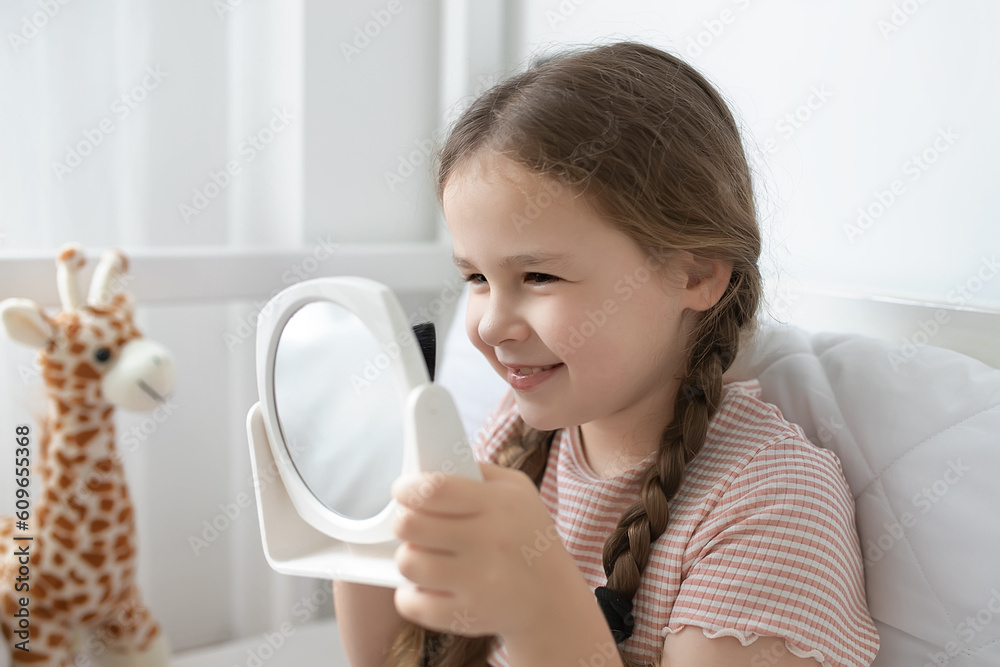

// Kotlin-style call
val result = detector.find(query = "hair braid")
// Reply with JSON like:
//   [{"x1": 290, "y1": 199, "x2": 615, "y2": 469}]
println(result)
[{"x1": 602, "y1": 267, "x2": 757, "y2": 667}]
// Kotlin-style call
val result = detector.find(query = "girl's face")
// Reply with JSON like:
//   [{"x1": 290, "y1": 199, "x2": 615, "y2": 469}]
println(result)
[{"x1": 443, "y1": 152, "x2": 708, "y2": 441}]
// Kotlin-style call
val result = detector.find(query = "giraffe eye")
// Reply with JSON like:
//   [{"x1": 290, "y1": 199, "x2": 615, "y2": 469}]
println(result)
[{"x1": 94, "y1": 348, "x2": 112, "y2": 363}]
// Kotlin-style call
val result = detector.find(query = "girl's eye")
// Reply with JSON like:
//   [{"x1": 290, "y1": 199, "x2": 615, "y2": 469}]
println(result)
[
  {"x1": 525, "y1": 272, "x2": 559, "y2": 285},
  {"x1": 463, "y1": 273, "x2": 487, "y2": 285}
]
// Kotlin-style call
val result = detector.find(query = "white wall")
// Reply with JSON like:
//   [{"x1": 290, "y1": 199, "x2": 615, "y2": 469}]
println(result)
[{"x1": 500, "y1": 0, "x2": 1000, "y2": 313}]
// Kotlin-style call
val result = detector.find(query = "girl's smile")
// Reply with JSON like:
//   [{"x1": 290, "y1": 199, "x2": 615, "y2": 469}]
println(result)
[{"x1": 501, "y1": 362, "x2": 564, "y2": 392}]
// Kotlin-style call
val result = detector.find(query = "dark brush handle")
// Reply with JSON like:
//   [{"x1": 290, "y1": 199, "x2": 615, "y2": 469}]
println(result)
[{"x1": 411, "y1": 322, "x2": 436, "y2": 382}]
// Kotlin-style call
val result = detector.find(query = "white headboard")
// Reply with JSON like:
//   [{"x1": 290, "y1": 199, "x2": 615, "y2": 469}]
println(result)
[{"x1": 767, "y1": 288, "x2": 1000, "y2": 369}]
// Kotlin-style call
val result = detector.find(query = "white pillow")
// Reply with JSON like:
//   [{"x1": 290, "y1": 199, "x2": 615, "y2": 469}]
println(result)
[
  {"x1": 729, "y1": 325, "x2": 1000, "y2": 667},
  {"x1": 438, "y1": 297, "x2": 1000, "y2": 666}
]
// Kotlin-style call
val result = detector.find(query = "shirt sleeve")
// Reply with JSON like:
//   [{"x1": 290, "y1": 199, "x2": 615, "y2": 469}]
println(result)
[{"x1": 665, "y1": 437, "x2": 880, "y2": 667}]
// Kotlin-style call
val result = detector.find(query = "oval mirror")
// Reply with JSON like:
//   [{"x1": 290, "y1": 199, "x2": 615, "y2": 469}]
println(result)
[{"x1": 272, "y1": 301, "x2": 404, "y2": 520}]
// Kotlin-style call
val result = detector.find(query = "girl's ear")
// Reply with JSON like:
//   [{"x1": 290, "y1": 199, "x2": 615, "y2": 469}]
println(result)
[
  {"x1": 0, "y1": 299, "x2": 55, "y2": 348},
  {"x1": 679, "y1": 252, "x2": 734, "y2": 312}
]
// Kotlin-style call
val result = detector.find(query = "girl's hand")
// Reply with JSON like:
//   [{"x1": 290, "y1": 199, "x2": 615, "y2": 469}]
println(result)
[{"x1": 390, "y1": 462, "x2": 579, "y2": 641}]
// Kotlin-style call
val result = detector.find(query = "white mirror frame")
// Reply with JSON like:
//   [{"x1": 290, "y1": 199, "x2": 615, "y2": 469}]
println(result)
[{"x1": 246, "y1": 276, "x2": 481, "y2": 586}]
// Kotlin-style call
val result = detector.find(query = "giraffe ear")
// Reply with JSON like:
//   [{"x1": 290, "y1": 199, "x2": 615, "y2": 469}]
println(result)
[{"x1": 0, "y1": 298, "x2": 55, "y2": 348}]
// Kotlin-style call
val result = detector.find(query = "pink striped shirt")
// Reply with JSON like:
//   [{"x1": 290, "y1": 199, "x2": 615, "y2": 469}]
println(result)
[{"x1": 473, "y1": 379, "x2": 879, "y2": 666}]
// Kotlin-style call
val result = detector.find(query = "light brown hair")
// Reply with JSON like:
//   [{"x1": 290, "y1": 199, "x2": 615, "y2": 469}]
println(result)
[{"x1": 388, "y1": 41, "x2": 762, "y2": 667}]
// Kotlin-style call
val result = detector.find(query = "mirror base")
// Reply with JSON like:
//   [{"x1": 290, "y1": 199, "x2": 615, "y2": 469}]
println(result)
[{"x1": 247, "y1": 402, "x2": 406, "y2": 588}]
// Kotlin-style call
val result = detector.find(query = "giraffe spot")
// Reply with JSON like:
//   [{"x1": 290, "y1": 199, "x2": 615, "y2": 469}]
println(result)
[
  {"x1": 46, "y1": 629, "x2": 70, "y2": 648},
  {"x1": 69, "y1": 341, "x2": 86, "y2": 354},
  {"x1": 53, "y1": 598, "x2": 70, "y2": 612},
  {"x1": 73, "y1": 361, "x2": 101, "y2": 379},
  {"x1": 71, "y1": 594, "x2": 89, "y2": 606},
  {"x1": 47, "y1": 375, "x2": 67, "y2": 389},
  {"x1": 90, "y1": 519, "x2": 111, "y2": 533},
  {"x1": 140, "y1": 624, "x2": 162, "y2": 648},
  {"x1": 58, "y1": 245, "x2": 81, "y2": 263},
  {"x1": 115, "y1": 545, "x2": 135, "y2": 562},
  {"x1": 95, "y1": 458, "x2": 114, "y2": 474},
  {"x1": 53, "y1": 552, "x2": 64, "y2": 566},
  {"x1": 13, "y1": 651, "x2": 49, "y2": 663},
  {"x1": 102, "y1": 405, "x2": 114, "y2": 420},
  {"x1": 81, "y1": 552, "x2": 106, "y2": 568},
  {"x1": 38, "y1": 507, "x2": 50, "y2": 525},
  {"x1": 66, "y1": 427, "x2": 100, "y2": 447},
  {"x1": 81, "y1": 610, "x2": 97, "y2": 623},
  {"x1": 52, "y1": 533, "x2": 75, "y2": 550},
  {"x1": 54, "y1": 515, "x2": 75, "y2": 532},
  {"x1": 40, "y1": 573, "x2": 64, "y2": 590},
  {"x1": 42, "y1": 357, "x2": 65, "y2": 370},
  {"x1": 100, "y1": 498, "x2": 115, "y2": 512},
  {"x1": 35, "y1": 605, "x2": 54, "y2": 620},
  {"x1": 56, "y1": 399, "x2": 71, "y2": 415},
  {"x1": 78, "y1": 413, "x2": 90, "y2": 422},
  {"x1": 68, "y1": 496, "x2": 86, "y2": 517},
  {"x1": 86, "y1": 479, "x2": 113, "y2": 493},
  {"x1": 46, "y1": 488, "x2": 59, "y2": 503},
  {"x1": 58, "y1": 474, "x2": 73, "y2": 490},
  {"x1": 118, "y1": 507, "x2": 133, "y2": 523}
]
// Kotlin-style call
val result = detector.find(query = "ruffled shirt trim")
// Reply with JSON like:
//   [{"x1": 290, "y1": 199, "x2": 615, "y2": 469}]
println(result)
[{"x1": 664, "y1": 624, "x2": 828, "y2": 665}]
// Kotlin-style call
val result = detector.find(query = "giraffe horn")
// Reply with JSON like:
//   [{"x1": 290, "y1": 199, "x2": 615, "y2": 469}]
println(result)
[
  {"x1": 89, "y1": 248, "x2": 129, "y2": 306},
  {"x1": 56, "y1": 243, "x2": 87, "y2": 311}
]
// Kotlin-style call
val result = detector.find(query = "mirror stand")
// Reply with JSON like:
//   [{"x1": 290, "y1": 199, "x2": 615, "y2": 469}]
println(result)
[{"x1": 247, "y1": 402, "x2": 405, "y2": 587}]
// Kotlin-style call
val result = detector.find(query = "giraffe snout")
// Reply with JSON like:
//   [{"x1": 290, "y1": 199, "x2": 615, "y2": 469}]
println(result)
[{"x1": 101, "y1": 338, "x2": 175, "y2": 412}]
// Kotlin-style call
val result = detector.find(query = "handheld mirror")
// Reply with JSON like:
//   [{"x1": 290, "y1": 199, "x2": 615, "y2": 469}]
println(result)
[{"x1": 246, "y1": 277, "x2": 481, "y2": 588}]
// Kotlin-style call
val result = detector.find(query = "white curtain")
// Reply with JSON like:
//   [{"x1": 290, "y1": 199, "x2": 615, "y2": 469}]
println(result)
[{"x1": 0, "y1": 0, "x2": 447, "y2": 652}]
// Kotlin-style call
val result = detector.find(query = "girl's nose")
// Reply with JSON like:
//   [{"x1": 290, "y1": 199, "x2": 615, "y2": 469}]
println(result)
[{"x1": 476, "y1": 293, "x2": 529, "y2": 347}]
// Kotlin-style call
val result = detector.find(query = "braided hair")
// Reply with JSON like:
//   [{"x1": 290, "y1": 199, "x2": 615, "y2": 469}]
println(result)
[{"x1": 388, "y1": 41, "x2": 762, "y2": 667}]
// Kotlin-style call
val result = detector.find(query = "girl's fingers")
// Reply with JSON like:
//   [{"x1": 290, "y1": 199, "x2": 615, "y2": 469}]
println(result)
[
  {"x1": 392, "y1": 471, "x2": 483, "y2": 515},
  {"x1": 393, "y1": 504, "x2": 474, "y2": 551},
  {"x1": 391, "y1": 462, "x2": 529, "y2": 514},
  {"x1": 395, "y1": 540, "x2": 466, "y2": 593}
]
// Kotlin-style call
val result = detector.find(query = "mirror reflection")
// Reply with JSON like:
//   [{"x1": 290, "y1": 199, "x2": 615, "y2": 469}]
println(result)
[{"x1": 273, "y1": 301, "x2": 404, "y2": 520}]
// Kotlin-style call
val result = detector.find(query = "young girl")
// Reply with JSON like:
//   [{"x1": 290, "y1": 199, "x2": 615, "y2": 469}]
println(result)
[{"x1": 334, "y1": 42, "x2": 879, "y2": 667}]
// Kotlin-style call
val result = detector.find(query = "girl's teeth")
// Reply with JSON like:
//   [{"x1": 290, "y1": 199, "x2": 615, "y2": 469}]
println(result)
[{"x1": 516, "y1": 365, "x2": 556, "y2": 375}]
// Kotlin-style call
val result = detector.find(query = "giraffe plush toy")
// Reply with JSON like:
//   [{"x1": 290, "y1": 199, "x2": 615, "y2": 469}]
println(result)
[{"x1": 0, "y1": 245, "x2": 172, "y2": 666}]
